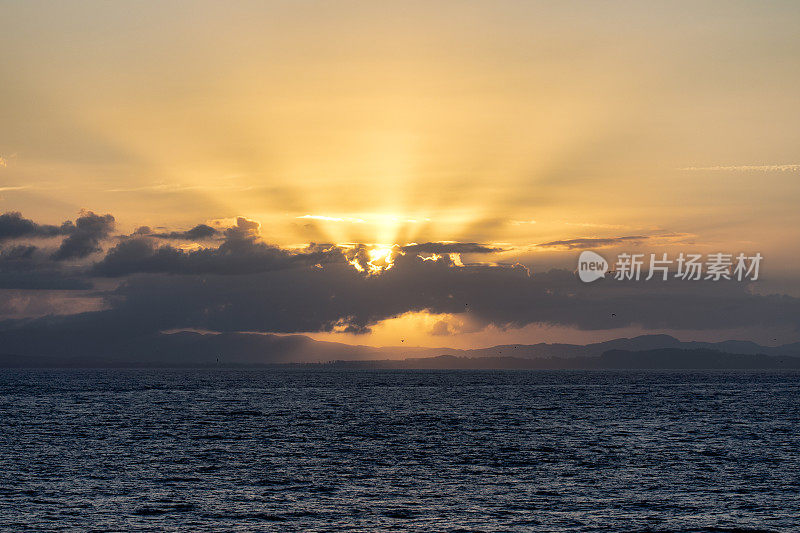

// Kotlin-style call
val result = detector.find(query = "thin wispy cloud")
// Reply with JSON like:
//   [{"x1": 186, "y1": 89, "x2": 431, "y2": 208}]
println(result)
[
  {"x1": 565, "y1": 222, "x2": 626, "y2": 229},
  {"x1": 534, "y1": 232, "x2": 694, "y2": 250},
  {"x1": 105, "y1": 183, "x2": 255, "y2": 193},
  {"x1": 298, "y1": 215, "x2": 366, "y2": 223},
  {"x1": 681, "y1": 164, "x2": 800, "y2": 172},
  {"x1": 535, "y1": 235, "x2": 648, "y2": 250}
]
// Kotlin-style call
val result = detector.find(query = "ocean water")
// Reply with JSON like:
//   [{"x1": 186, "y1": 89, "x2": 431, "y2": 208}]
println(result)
[{"x1": 1, "y1": 369, "x2": 799, "y2": 532}]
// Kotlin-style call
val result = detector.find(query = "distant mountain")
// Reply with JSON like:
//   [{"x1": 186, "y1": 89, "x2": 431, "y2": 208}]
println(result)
[
  {"x1": 456, "y1": 335, "x2": 800, "y2": 359},
  {"x1": 296, "y1": 349, "x2": 800, "y2": 370},
  {"x1": 0, "y1": 329, "x2": 799, "y2": 367},
  {"x1": 457, "y1": 334, "x2": 684, "y2": 359},
  {"x1": 597, "y1": 348, "x2": 800, "y2": 369}
]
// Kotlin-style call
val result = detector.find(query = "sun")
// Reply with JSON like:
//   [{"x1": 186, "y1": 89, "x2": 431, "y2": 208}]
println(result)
[
  {"x1": 367, "y1": 246, "x2": 396, "y2": 274},
  {"x1": 340, "y1": 244, "x2": 401, "y2": 274}
]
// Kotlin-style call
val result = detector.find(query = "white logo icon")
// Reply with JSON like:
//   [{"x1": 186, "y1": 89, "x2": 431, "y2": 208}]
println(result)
[{"x1": 578, "y1": 251, "x2": 608, "y2": 282}]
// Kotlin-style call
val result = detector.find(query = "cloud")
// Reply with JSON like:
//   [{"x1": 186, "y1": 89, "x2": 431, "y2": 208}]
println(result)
[
  {"x1": 223, "y1": 216, "x2": 261, "y2": 241},
  {"x1": 93, "y1": 218, "x2": 340, "y2": 277},
  {"x1": 51, "y1": 211, "x2": 115, "y2": 261},
  {"x1": 106, "y1": 258, "x2": 797, "y2": 335},
  {"x1": 0, "y1": 289, "x2": 105, "y2": 319},
  {"x1": 104, "y1": 182, "x2": 255, "y2": 193},
  {"x1": 2, "y1": 245, "x2": 37, "y2": 260},
  {"x1": 401, "y1": 242, "x2": 502, "y2": 254},
  {"x1": 2, "y1": 252, "x2": 798, "y2": 360},
  {"x1": 430, "y1": 320, "x2": 455, "y2": 336},
  {"x1": 298, "y1": 214, "x2": 366, "y2": 223},
  {"x1": 0, "y1": 244, "x2": 93, "y2": 290},
  {"x1": 564, "y1": 222, "x2": 626, "y2": 229},
  {"x1": 536, "y1": 235, "x2": 648, "y2": 250},
  {"x1": 681, "y1": 164, "x2": 800, "y2": 172},
  {"x1": 1, "y1": 211, "x2": 799, "y2": 360},
  {"x1": 92, "y1": 236, "x2": 302, "y2": 276},
  {"x1": 0, "y1": 212, "x2": 65, "y2": 242},
  {"x1": 134, "y1": 224, "x2": 218, "y2": 240}
]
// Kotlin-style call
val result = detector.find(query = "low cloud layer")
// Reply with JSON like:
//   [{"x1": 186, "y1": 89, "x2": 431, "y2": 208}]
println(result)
[
  {"x1": 0, "y1": 210, "x2": 115, "y2": 261},
  {"x1": 536, "y1": 236, "x2": 649, "y2": 250},
  {"x1": 94, "y1": 217, "x2": 330, "y2": 277},
  {"x1": 401, "y1": 242, "x2": 502, "y2": 255},
  {"x1": 134, "y1": 224, "x2": 218, "y2": 241},
  {"x1": 0, "y1": 212, "x2": 66, "y2": 242},
  {"x1": 535, "y1": 233, "x2": 692, "y2": 250},
  {"x1": 1, "y1": 210, "x2": 799, "y2": 358}
]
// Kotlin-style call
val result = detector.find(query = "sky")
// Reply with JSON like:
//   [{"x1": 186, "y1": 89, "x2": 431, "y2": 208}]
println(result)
[{"x1": 1, "y1": 1, "x2": 800, "y2": 351}]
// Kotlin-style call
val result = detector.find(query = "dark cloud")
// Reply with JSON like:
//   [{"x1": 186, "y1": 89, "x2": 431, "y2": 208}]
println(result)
[
  {"x1": 1, "y1": 244, "x2": 93, "y2": 290},
  {"x1": 51, "y1": 211, "x2": 115, "y2": 261},
  {"x1": 0, "y1": 271, "x2": 94, "y2": 291},
  {"x1": 401, "y1": 242, "x2": 502, "y2": 254},
  {"x1": 135, "y1": 224, "x2": 218, "y2": 240},
  {"x1": 0, "y1": 212, "x2": 65, "y2": 242},
  {"x1": 2, "y1": 250, "x2": 799, "y2": 360},
  {"x1": 1, "y1": 244, "x2": 37, "y2": 260},
  {"x1": 92, "y1": 236, "x2": 301, "y2": 276},
  {"x1": 94, "y1": 218, "x2": 342, "y2": 277},
  {"x1": 2, "y1": 209, "x2": 117, "y2": 262},
  {"x1": 103, "y1": 256, "x2": 800, "y2": 335},
  {"x1": 1, "y1": 212, "x2": 799, "y2": 360},
  {"x1": 536, "y1": 235, "x2": 648, "y2": 250}
]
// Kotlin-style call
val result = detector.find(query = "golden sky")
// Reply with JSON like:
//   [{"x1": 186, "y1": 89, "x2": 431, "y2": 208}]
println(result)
[{"x1": 2, "y1": 1, "x2": 800, "y2": 347}]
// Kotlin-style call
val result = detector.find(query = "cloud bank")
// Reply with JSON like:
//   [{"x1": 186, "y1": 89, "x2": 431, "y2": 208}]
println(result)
[{"x1": 1, "y1": 210, "x2": 798, "y2": 358}]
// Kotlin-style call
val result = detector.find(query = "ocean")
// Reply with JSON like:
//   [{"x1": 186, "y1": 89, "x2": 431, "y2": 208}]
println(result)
[{"x1": 1, "y1": 369, "x2": 798, "y2": 532}]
